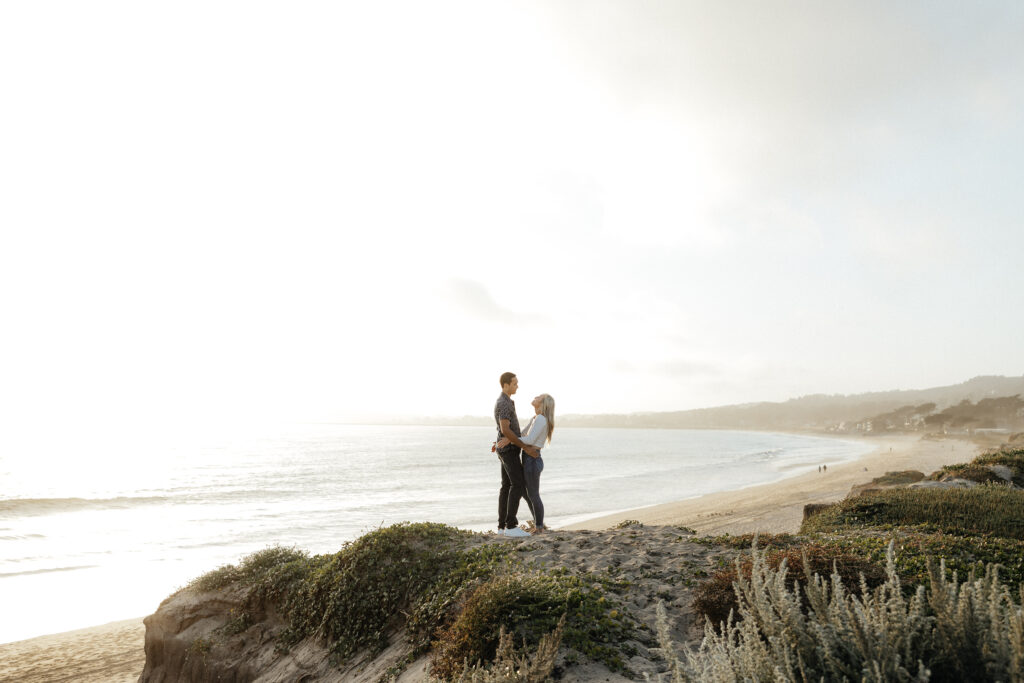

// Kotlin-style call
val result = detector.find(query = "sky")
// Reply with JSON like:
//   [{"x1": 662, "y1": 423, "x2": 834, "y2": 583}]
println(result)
[{"x1": 2, "y1": 1, "x2": 1023, "y2": 448}]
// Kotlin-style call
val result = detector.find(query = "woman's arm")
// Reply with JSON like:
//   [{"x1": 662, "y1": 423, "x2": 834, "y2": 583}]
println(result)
[{"x1": 520, "y1": 415, "x2": 547, "y2": 454}]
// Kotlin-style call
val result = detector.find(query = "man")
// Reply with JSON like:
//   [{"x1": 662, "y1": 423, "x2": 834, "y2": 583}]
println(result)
[{"x1": 494, "y1": 371, "x2": 540, "y2": 538}]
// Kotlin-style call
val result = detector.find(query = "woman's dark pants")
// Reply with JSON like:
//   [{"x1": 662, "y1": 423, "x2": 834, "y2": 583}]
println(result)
[{"x1": 522, "y1": 453, "x2": 544, "y2": 528}]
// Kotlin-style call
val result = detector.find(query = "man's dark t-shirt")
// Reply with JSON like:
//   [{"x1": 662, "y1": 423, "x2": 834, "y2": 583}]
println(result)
[{"x1": 494, "y1": 393, "x2": 521, "y2": 453}]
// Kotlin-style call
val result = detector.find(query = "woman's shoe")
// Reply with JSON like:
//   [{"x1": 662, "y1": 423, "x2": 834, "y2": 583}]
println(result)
[{"x1": 504, "y1": 527, "x2": 530, "y2": 538}]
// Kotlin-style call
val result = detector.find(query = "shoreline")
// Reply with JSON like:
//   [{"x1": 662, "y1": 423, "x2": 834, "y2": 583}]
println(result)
[
  {"x1": 562, "y1": 433, "x2": 979, "y2": 534},
  {"x1": 551, "y1": 429, "x2": 873, "y2": 529},
  {"x1": 0, "y1": 432, "x2": 983, "y2": 681}
]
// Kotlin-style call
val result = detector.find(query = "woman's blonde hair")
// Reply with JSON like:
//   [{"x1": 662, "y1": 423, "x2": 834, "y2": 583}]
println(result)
[{"x1": 540, "y1": 394, "x2": 555, "y2": 444}]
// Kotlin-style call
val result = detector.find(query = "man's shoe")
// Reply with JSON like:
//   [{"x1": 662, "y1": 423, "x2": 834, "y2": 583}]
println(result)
[
  {"x1": 504, "y1": 527, "x2": 530, "y2": 538},
  {"x1": 496, "y1": 529, "x2": 506, "y2": 536}
]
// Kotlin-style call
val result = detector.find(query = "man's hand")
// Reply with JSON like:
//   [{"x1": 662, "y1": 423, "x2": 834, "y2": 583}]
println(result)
[
  {"x1": 499, "y1": 419, "x2": 537, "y2": 457},
  {"x1": 496, "y1": 437, "x2": 510, "y2": 449}
]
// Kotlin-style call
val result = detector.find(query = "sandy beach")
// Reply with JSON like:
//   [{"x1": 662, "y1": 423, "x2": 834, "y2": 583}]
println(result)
[
  {"x1": 0, "y1": 618, "x2": 145, "y2": 683},
  {"x1": 565, "y1": 433, "x2": 979, "y2": 535},
  {"x1": 0, "y1": 434, "x2": 979, "y2": 682}
]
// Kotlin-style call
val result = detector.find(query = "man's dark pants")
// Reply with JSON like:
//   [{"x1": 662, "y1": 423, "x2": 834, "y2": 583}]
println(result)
[{"x1": 498, "y1": 446, "x2": 532, "y2": 529}]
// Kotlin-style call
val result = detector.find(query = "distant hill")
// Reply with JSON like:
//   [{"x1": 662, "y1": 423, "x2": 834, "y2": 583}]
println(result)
[
  {"x1": 557, "y1": 375, "x2": 1024, "y2": 432},
  {"x1": 368, "y1": 375, "x2": 1024, "y2": 432}
]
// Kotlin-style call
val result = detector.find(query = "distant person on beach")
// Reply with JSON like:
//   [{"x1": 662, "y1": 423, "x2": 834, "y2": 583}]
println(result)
[
  {"x1": 498, "y1": 393, "x2": 555, "y2": 534},
  {"x1": 493, "y1": 372, "x2": 539, "y2": 538}
]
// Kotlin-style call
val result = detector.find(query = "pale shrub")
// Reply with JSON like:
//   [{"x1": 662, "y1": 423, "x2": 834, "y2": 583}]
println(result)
[{"x1": 654, "y1": 542, "x2": 1024, "y2": 682}]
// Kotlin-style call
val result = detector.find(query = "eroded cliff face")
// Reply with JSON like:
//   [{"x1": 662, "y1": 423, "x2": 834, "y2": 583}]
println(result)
[{"x1": 138, "y1": 586, "x2": 429, "y2": 683}]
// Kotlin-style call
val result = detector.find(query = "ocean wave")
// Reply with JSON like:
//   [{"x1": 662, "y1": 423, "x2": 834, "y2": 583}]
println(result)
[
  {"x1": 748, "y1": 448, "x2": 784, "y2": 460},
  {"x1": 0, "y1": 533, "x2": 46, "y2": 541},
  {"x1": 0, "y1": 564, "x2": 99, "y2": 578},
  {"x1": 0, "y1": 496, "x2": 170, "y2": 517}
]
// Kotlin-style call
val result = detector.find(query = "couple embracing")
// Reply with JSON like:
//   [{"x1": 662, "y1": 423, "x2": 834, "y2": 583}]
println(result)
[{"x1": 493, "y1": 371, "x2": 555, "y2": 538}]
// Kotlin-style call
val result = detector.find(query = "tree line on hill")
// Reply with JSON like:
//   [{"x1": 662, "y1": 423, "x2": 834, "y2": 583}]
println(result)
[{"x1": 851, "y1": 395, "x2": 1024, "y2": 434}]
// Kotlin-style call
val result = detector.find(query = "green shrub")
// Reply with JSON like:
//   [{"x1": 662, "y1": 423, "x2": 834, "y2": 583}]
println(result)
[
  {"x1": 188, "y1": 546, "x2": 310, "y2": 593},
  {"x1": 448, "y1": 615, "x2": 565, "y2": 683},
  {"x1": 277, "y1": 523, "x2": 468, "y2": 660},
  {"x1": 184, "y1": 523, "x2": 470, "y2": 663},
  {"x1": 406, "y1": 543, "x2": 515, "y2": 654},
  {"x1": 936, "y1": 463, "x2": 1005, "y2": 484},
  {"x1": 974, "y1": 447, "x2": 1024, "y2": 486},
  {"x1": 800, "y1": 485, "x2": 1024, "y2": 539},
  {"x1": 701, "y1": 531, "x2": 1024, "y2": 595},
  {"x1": 865, "y1": 470, "x2": 927, "y2": 487},
  {"x1": 614, "y1": 519, "x2": 643, "y2": 529},
  {"x1": 431, "y1": 574, "x2": 562, "y2": 679},
  {"x1": 430, "y1": 572, "x2": 635, "y2": 680},
  {"x1": 810, "y1": 532, "x2": 1024, "y2": 595},
  {"x1": 693, "y1": 533, "x2": 801, "y2": 551}
]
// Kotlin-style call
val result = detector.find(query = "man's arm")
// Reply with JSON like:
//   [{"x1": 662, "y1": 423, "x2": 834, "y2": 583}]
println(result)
[{"x1": 499, "y1": 419, "x2": 540, "y2": 458}]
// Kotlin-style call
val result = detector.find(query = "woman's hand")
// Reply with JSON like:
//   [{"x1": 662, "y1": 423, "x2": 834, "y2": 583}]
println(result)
[{"x1": 496, "y1": 437, "x2": 511, "y2": 449}]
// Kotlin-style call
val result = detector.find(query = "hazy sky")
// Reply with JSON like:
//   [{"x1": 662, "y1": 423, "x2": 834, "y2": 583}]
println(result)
[{"x1": 2, "y1": 1, "x2": 1022, "y2": 443}]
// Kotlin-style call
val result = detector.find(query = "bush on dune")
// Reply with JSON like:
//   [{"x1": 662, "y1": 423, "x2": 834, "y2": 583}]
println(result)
[
  {"x1": 799, "y1": 485, "x2": 1024, "y2": 539},
  {"x1": 933, "y1": 463, "x2": 1006, "y2": 484},
  {"x1": 431, "y1": 570, "x2": 635, "y2": 679},
  {"x1": 974, "y1": 446, "x2": 1024, "y2": 486},
  {"x1": 184, "y1": 523, "x2": 637, "y2": 680},
  {"x1": 276, "y1": 523, "x2": 471, "y2": 660},
  {"x1": 187, "y1": 523, "x2": 476, "y2": 662},
  {"x1": 188, "y1": 545, "x2": 311, "y2": 593},
  {"x1": 700, "y1": 530, "x2": 1024, "y2": 595}
]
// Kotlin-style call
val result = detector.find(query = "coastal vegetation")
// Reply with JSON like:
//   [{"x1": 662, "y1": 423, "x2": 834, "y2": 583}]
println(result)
[
  {"x1": 185, "y1": 522, "x2": 638, "y2": 679},
  {"x1": 675, "y1": 442, "x2": 1024, "y2": 681},
  {"x1": 799, "y1": 485, "x2": 1024, "y2": 539}
]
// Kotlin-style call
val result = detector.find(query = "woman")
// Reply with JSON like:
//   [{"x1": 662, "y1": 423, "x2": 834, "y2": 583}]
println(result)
[{"x1": 497, "y1": 393, "x2": 555, "y2": 534}]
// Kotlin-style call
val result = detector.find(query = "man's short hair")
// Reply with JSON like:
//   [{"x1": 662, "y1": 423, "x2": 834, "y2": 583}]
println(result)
[{"x1": 500, "y1": 372, "x2": 516, "y2": 388}]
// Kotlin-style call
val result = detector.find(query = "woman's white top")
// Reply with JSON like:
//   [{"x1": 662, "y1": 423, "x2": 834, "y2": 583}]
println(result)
[{"x1": 521, "y1": 414, "x2": 548, "y2": 449}]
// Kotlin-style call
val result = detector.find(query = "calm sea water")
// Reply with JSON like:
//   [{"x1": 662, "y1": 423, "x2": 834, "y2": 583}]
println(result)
[{"x1": 0, "y1": 424, "x2": 870, "y2": 643}]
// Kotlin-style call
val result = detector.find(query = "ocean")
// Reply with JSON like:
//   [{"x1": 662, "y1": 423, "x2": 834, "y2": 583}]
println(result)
[{"x1": 0, "y1": 424, "x2": 871, "y2": 643}]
